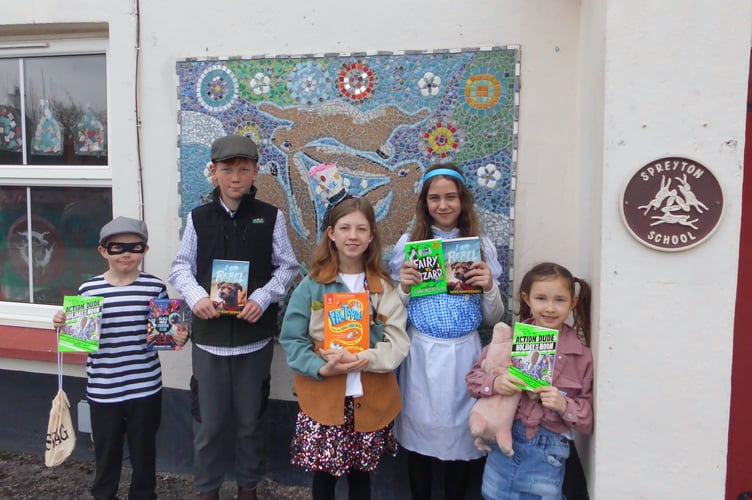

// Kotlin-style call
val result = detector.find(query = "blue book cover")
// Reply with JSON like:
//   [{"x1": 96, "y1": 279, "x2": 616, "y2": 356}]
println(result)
[
  {"x1": 146, "y1": 298, "x2": 186, "y2": 351},
  {"x1": 443, "y1": 236, "x2": 483, "y2": 294},
  {"x1": 210, "y1": 259, "x2": 250, "y2": 314}
]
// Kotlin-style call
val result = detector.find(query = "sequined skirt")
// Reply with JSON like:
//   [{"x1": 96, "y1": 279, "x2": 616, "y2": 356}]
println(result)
[{"x1": 290, "y1": 396, "x2": 398, "y2": 476}]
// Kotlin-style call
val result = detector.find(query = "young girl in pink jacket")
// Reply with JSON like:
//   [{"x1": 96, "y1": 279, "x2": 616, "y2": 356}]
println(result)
[{"x1": 466, "y1": 262, "x2": 594, "y2": 500}]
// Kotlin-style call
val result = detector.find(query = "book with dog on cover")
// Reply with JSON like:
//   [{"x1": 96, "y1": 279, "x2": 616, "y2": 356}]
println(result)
[
  {"x1": 443, "y1": 236, "x2": 483, "y2": 294},
  {"x1": 508, "y1": 322, "x2": 559, "y2": 390},
  {"x1": 58, "y1": 295, "x2": 103, "y2": 353},
  {"x1": 405, "y1": 238, "x2": 446, "y2": 297},
  {"x1": 210, "y1": 259, "x2": 249, "y2": 315},
  {"x1": 146, "y1": 298, "x2": 186, "y2": 351},
  {"x1": 323, "y1": 291, "x2": 369, "y2": 353}
]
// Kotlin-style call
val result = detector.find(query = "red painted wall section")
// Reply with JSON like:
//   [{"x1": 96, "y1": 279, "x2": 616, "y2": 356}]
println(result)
[
  {"x1": 0, "y1": 325, "x2": 86, "y2": 365},
  {"x1": 726, "y1": 50, "x2": 752, "y2": 500}
]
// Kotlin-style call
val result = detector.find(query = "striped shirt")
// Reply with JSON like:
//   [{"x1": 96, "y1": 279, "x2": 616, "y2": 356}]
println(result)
[{"x1": 79, "y1": 272, "x2": 167, "y2": 403}]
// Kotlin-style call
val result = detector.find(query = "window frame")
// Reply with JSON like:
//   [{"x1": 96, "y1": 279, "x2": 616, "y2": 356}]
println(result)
[{"x1": 0, "y1": 36, "x2": 111, "y2": 329}]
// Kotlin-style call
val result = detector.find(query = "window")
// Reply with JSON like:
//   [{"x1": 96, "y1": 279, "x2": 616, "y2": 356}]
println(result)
[{"x1": 0, "y1": 34, "x2": 112, "y2": 312}]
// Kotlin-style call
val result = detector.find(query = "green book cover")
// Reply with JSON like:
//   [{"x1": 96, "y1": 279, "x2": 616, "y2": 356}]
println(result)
[
  {"x1": 59, "y1": 295, "x2": 104, "y2": 353},
  {"x1": 508, "y1": 322, "x2": 558, "y2": 390},
  {"x1": 405, "y1": 238, "x2": 446, "y2": 297}
]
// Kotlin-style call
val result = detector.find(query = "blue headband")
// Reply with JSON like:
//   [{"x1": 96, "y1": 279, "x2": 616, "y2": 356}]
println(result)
[{"x1": 421, "y1": 168, "x2": 465, "y2": 186}]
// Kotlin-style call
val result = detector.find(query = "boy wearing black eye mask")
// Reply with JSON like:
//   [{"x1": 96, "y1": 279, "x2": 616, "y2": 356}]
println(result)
[{"x1": 52, "y1": 216, "x2": 188, "y2": 500}]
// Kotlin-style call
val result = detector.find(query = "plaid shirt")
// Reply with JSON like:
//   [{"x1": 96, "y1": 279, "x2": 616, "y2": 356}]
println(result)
[{"x1": 169, "y1": 201, "x2": 299, "y2": 356}]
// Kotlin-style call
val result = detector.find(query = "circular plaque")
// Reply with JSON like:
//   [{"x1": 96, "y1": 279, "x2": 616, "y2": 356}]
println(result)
[{"x1": 621, "y1": 156, "x2": 723, "y2": 251}]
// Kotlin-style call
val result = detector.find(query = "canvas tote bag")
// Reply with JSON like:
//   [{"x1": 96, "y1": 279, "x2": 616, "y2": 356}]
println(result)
[{"x1": 44, "y1": 347, "x2": 76, "y2": 467}]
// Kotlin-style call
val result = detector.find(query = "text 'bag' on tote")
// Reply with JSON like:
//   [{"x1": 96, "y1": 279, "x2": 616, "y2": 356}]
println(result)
[{"x1": 45, "y1": 346, "x2": 76, "y2": 467}]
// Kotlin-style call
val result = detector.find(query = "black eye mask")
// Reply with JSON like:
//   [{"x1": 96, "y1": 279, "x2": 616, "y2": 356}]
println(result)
[{"x1": 104, "y1": 241, "x2": 146, "y2": 255}]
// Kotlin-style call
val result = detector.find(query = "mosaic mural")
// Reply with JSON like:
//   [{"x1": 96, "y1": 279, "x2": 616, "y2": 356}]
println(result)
[{"x1": 176, "y1": 47, "x2": 519, "y2": 297}]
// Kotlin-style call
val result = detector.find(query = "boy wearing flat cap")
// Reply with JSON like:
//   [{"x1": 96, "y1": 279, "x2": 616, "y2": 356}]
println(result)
[
  {"x1": 169, "y1": 135, "x2": 299, "y2": 500},
  {"x1": 52, "y1": 216, "x2": 188, "y2": 500}
]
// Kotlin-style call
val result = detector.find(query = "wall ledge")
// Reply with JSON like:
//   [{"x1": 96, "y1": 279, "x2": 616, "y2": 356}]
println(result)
[{"x1": 0, "y1": 326, "x2": 87, "y2": 365}]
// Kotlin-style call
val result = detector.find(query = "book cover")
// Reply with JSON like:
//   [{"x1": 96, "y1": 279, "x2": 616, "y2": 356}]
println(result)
[
  {"x1": 405, "y1": 238, "x2": 446, "y2": 297},
  {"x1": 443, "y1": 236, "x2": 483, "y2": 294},
  {"x1": 323, "y1": 291, "x2": 369, "y2": 353},
  {"x1": 146, "y1": 298, "x2": 186, "y2": 351},
  {"x1": 59, "y1": 295, "x2": 103, "y2": 353},
  {"x1": 508, "y1": 322, "x2": 558, "y2": 390},
  {"x1": 210, "y1": 259, "x2": 250, "y2": 315}
]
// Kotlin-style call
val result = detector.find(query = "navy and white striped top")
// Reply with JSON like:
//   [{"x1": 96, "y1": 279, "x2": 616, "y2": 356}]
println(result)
[{"x1": 79, "y1": 272, "x2": 166, "y2": 403}]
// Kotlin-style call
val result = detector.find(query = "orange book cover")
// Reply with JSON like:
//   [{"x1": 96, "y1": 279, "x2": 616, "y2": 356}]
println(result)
[{"x1": 323, "y1": 292, "x2": 369, "y2": 353}]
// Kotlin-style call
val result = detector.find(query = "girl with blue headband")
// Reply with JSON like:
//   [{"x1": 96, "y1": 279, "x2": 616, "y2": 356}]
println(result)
[{"x1": 389, "y1": 163, "x2": 505, "y2": 499}]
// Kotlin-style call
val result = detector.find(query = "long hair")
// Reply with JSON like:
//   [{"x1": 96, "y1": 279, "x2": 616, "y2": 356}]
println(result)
[
  {"x1": 517, "y1": 262, "x2": 592, "y2": 346},
  {"x1": 309, "y1": 197, "x2": 392, "y2": 284},
  {"x1": 409, "y1": 163, "x2": 480, "y2": 242}
]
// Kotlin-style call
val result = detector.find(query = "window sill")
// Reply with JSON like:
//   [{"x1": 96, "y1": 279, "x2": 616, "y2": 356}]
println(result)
[{"x1": 0, "y1": 325, "x2": 87, "y2": 365}]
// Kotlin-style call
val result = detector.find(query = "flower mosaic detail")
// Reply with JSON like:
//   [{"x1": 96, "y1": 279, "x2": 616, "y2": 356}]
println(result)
[
  {"x1": 249, "y1": 72, "x2": 271, "y2": 96},
  {"x1": 421, "y1": 119, "x2": 463, "y2": 159},
  {"x1": 232, "y1": 116, "x2": 265, "y2": 149},
  {"x1": 197, "y1": 64, "x2": 239, "y2": 112},
  {"x1": 417, "y1": 72, "x2": 441, "y2": 97},
  {"x1": 461, "y1": 70, "x2": 506, "y2": 114},
  {"x1": 288, "y1": 61, "x2": 331, "y2": 105},
  {"x1": 203, "y1": 161, "x2": 215, "y2": 186},
  {"x1": 477, "y1": 163, "x2": 503, "y2": 189},
  {"x1": 338, "y1": 62, "x2": 376, "y2": 102}
]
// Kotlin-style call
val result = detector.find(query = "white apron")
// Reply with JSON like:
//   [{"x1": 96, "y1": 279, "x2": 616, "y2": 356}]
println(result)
[{"x1": 394, "y1": 328, "x2": 484, "y2": 461}]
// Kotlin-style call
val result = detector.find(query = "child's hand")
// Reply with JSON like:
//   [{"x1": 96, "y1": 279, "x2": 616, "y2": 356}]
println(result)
[
  {"x1": 462, "y1": 261, "x2": 494, "y2": 292},
  {"x1": 238, "y1": 299, "x2": 263, "y2": 323},
  {"x1": 318, "y1": 350, "x2": 369, "y2": 377},
  {"x1": 398, "y1": 261, "x2": 421, "y2": 294},
  {"x1": 192, "y1": 297, "x2": 220, "y2": 320},
  {"x1": 534, "y1": 385, "x2": 568, "y2": 414},
  {"x1": 320, "y1": 348, "x2": 358, "y2": 363},
  {"x1": 174, "y1": 325, "x2": 190, "y2": 347},
  {"x1": 491, "y1": 369, "x2": 524, "y2": 396},
  {"x1": 52, "y1": 310, "x2": 66, "y2": 330}
]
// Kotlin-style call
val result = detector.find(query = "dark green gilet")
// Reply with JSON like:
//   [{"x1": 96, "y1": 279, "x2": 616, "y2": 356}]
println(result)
[{"x1": 191, "y1": 186, "x2": 279, "y2": 347}]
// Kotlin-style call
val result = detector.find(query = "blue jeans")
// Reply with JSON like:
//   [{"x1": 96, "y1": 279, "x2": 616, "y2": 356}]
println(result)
[{"x1": 482, "y1": 420, "x2": 570, "y2": 500}]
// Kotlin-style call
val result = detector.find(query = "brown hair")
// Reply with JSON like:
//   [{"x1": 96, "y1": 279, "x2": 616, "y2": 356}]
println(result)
[
  {"x1": 309, "y1": 197, "x2": 392, "y2": 285},
  {"x1": 517, "y1": 262, "x2": 592, "y2": 346},
  {"x1": 409, "y1": 163, "x2": 480, "y2": 242}
]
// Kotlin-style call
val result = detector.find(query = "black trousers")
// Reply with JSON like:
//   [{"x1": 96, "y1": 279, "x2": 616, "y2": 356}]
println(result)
[
  {"x1": 89, "y1": 391, "x2": 162, "y2": 500},
  {"x1": 407, "y1": 450, "x2": 479, "y2": 500},
  {"x1": 312, "y1": 469, "x2": 371, "y2": 500}
]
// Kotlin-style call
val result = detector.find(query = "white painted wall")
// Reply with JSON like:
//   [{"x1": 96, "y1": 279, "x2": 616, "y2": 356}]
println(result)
[
  {"x1": 2, "y1": 0, "x2": 750, "y2": 497},
  {"x1": 590, "y1": 1, "x2": 750, "y2": 499}
]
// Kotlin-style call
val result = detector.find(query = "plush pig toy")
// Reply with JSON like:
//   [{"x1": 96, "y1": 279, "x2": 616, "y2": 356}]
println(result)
[{"x1": 468, "y1": 322, "x2": 521, "y2": 456}]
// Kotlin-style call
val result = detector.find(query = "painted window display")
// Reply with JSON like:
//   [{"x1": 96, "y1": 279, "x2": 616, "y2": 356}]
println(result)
[
  {"x1": 0, "y1": 54, "x2": 107, "y2": 165},
  {"x1": 0, "y1": 52, "x2": 111, "y2": 305},
  {"x1": 0, "y1": 186, "x2": 112, "y2": 305},
  {"x1": 176, "y1": 47, "x2": 518, "y2": 297}
]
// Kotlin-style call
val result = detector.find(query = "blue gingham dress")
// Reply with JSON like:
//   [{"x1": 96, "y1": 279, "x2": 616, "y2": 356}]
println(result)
[{"x1": 389, "y1": 228, "x2": 502, "y2": 460}]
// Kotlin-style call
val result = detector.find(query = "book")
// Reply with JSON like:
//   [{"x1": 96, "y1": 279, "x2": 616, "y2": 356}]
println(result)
[
  {"x1": 58, "y1": 295, "x2": 104, "y2": 353},
  {"x1": 146, "y1": 298, "x2": 186, "y2": 351},
  {"x1": 323, "y1": 291, "x2": 369, "y2": 353},
  {"x1": 508, "y1": 322, "x2": 558, "y2": 390},
  {"x1": 210, "y1": 259, "x2": 250, "y2": 315},
  {"x1": 443, "y1": 236, "x2": 483, "y2": 294},
  {"x1": 405, "y1": 238, "x2": 446, "y2": 297}
]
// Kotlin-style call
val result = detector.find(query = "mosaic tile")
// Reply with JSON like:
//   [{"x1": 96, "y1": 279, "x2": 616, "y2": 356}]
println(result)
[{"x1": 176, "y1": 47, "x2": 519, "y2": 298}]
